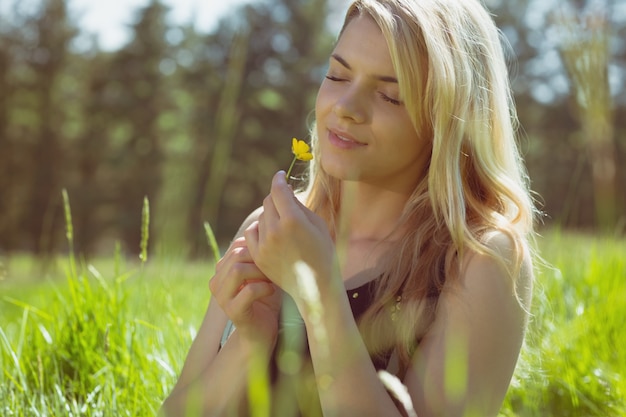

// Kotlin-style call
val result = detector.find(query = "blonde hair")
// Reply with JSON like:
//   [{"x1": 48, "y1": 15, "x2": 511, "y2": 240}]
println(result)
[{"x1": 304, "y1": 0, "x2": 536, "y2": 377}]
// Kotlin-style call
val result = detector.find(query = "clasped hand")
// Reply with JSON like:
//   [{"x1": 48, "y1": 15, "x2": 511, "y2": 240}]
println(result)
[
  {"x1": 245, "y1": 171, "x2": 336, "y2": 299},
  {"x1": 209, "y1": 171, "x2": 336, "y2": 349}
]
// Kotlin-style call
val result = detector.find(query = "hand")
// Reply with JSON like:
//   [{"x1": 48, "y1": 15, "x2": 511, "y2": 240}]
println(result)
[
  {"x1": 208, "y1": 237, "x2": 282, "y2": 351},
  {"x1": 244, "y1": 171, "x2": 338, "y2": 299}
]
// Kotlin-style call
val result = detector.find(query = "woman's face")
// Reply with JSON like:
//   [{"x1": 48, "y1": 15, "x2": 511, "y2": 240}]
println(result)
[{"x1": 315, "y1": 15, "x2": 430, "y2": 194}]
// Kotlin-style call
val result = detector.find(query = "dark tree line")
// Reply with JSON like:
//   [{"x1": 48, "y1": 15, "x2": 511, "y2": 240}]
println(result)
[
  {"x1": 0, "y1": 0, "x2": 333, "y2": 257},
  {"x1": 490, "y1": 0, "x2": 626, "y2": 231},
  {"x1": 0, "y1": 0, "x2": 624, "y2": 259}
]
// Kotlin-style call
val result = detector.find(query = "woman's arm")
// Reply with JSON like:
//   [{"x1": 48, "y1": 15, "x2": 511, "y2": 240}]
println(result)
[
  {"x1": 161, "y1": 306, "x2": 252, "y2": 416},
  {"x1": 246, "y1": 172, "x2": 533, "y2": 417},
  {"x1": 299, "y1": 233, "x2": 532, "y2": 417},
  {"x1": 299, "y1": 279, "x2": 405, "y2": 417},
  {"x1": 245, "y1": 172, "x2": 405, "y2": 416},
  {"x1": 161, "y1": 207, "x2": 281, "y2": 416},
  {"x1": 404, "y1": 233, "x2": 533, "y2": 417}
]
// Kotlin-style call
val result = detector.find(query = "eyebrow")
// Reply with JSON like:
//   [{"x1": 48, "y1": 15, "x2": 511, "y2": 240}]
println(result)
[{"x1": 331, "y1": 53, "x2": 398, "y2": 83}]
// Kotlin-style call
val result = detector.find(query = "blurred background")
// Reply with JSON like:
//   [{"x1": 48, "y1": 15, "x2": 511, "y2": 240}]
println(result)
[{"x1": 0, "y1": 0, "x2": 624, "y2": 260}]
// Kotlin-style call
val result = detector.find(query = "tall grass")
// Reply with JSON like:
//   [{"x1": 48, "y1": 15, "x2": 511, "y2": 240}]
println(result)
[
  {"x1": 1, "y1": 227, "x2": 625, "y2": 416},
  {"x1": 0, "y1": 192, "x2": 206, "y2": 416},
  {"x1": 502, "y1": 230, "x2": 626, "y2": 416}
]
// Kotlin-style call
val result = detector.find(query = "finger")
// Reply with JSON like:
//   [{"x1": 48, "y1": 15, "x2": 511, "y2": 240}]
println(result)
[
  {"x1": 228, "y1": 239, "x2": 254, "y2": 261},
  {"x1": 228, "y1": 237, "x2": 251, "y2": 255},
  {"x1": 215, "y1": 237, "x2": 243, "y2": 269},
  {"x1": 211, "y1": 261, "x2": 267, "y2": 303},
  {"x1": 211, "y1": 240, "x2": 258, "y2": 294},
  {"x1": 236, "y1": 277, "x2": 272, "y2": 292},
  {"x1": 224, "y1": 262, "x2": 267, "y2": 297},
  {"x1": 244, "y1": 221, "x2": 260, "y2": 260},
  {"x1": 232, "y1": 281, "x2": 276, "y2": 308},
  {"x1": 262, "y1": 194, "x2": 279, "y2": 224},
  {"x1": 229, "y1": 236, "x2": 247, "y2": 250},
  {"x1": 214, "y1": 238, "x2": 251, "y2": 275},
  {"x1": 270, "y1": 171, "x2": 300, "y2": 219},
  {"x1": 261, "y1": 196, "x2": 281, "y2": 244}
]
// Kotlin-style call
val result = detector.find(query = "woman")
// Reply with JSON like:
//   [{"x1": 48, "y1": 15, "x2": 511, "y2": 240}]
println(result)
[{"x1": 161, "y1": 0, "x2": 537, "y2": 415}]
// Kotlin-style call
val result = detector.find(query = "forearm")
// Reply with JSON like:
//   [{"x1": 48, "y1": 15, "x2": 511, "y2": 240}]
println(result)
[
  {"x1": 161, "y1": 330, "x2": 274, "y2": 417},
  {"x1": 297, "y1": 285, "x2": 403, "y2": 417}
]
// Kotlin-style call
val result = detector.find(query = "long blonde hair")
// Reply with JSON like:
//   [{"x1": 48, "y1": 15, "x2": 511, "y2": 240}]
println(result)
[{"x1": 304, "y1": 0, "x2": 536, "y2": 377}]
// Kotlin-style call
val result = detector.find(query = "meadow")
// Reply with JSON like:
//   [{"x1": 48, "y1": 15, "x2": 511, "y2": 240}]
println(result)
[{"x1": 1, "y1": 228, "x2": 625, "y2": 416}]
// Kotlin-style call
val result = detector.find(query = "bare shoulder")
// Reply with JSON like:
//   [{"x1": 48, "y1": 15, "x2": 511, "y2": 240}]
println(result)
[
  {"x1": 233, "y1": 192, "x2": 307, "y2": 238},
  {"x1": 443, "y1": 232, "x2": 530, "y2": 301},
  {"x1": 233, "y1": 206, "x2": 264, "y2": 239},
  {"x1": 405, "y1": 231, "x2": 535, "y2": 415},
  {"x1": 459, "y1": 230, "x2": 534, "y2": 311}
]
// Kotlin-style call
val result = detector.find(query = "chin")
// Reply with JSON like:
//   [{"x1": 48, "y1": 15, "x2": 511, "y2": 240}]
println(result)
[{"x1": 321, "y1": 159, "x2": 362, "y2": 181}]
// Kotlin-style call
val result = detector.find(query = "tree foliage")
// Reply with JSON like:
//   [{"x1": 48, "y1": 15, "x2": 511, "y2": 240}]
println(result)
[{"x1": 0, "y1": 0, "x2": 624, "y2": 257}]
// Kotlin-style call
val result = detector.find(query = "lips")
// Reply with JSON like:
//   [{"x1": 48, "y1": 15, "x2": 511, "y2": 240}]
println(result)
[{"x1": 327, "y1": 128, "x2": 366, "y2": 149}]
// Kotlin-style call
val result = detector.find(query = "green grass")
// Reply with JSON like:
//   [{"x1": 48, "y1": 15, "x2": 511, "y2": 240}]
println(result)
[
  {"x1": 502, "y1": 230, "x2": 626, "y2": 416},
  {"x1": 1, "y1": 229, "x2": 625, "y2": 416},
  {"x1": 0, "y1": 253, "x2": 211, "y2": 416}
]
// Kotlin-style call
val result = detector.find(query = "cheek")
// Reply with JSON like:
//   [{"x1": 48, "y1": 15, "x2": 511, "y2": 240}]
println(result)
[
  {"x1": 390, "y1": 111, "x2": 418, "y2": 140},
  {"x1": 380, "y1": 117, "x2": 422, "y2": 154}
]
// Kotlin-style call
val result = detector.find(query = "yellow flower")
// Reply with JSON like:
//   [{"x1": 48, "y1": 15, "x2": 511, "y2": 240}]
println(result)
[
  {"x1": 292, "y1": 138, "x2": 313, "y2": 161},
  {"x1": 286, "y1": 137, "x2": 313, "y2": 179}
]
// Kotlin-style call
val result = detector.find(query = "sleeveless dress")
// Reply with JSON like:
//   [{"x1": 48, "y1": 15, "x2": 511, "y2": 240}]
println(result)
[
  {"x1": 219, "y1": 278, "x2": 392, "y2": 416},
  {"x1": 219, "y1": 279, "x2": 389, "y2": 364},
  {"x1": 266, "y1": 278, "x2": 392, "y2": 417}
]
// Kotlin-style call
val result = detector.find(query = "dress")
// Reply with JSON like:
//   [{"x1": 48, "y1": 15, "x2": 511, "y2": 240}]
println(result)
[
  {"x1": 218, "y1": 279, "x2": 392, "y2": 416},
  {"x1": 267, "y1": 278, "x2": 391, "y2": 417}
]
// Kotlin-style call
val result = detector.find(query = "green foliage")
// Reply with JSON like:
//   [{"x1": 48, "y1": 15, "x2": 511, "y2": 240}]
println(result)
[
  {"x1": 140, "y1": 196, "x2": 150, "y2": 264},
  {"x1": 502, "y1": 231, "x2": 626, "y2": 416},
  {"x1": 203, "y1": 221, "x2": 221, "y2": 264},
  {"x1": 0, "y1": 255, "x2": 211, "y2": 415},
  {"x1": 2, "y1": 260, "x2": 151, "y2": 414},
  {"x1": 1, "y1": 0, "x2": 624, "y2": 256},
  {"x1": 0, "y1": 0, "x2": 336, "y2": 257},
  {"x1": 1, "y1": 230, "x2": 625, "y2": 415}
]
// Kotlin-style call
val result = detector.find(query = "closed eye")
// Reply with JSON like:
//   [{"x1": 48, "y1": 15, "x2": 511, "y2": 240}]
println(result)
[
  {"x1": 326, "y1": 73, "x2": 402, "y2": 105},
  {"x1": 379, "y1": 92, "x2": 402, "y2": 106},
  {"x1": 325, "y1": 75, "x2": 346, "y2": 82}
]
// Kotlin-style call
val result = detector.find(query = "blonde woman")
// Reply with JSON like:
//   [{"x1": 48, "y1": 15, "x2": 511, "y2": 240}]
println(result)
[{"x1": 162, "y1": 0, "x2": 537, "y2": 416}]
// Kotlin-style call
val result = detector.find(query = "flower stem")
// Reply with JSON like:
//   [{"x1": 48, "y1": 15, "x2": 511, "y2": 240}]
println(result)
[{"x1": 286, "y1": 156, "x2": 297, "y2": 180}]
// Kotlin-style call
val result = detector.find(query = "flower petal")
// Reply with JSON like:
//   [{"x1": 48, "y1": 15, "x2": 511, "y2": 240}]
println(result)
[
  {"x1": 297, "y1": 152, "x2": 313, "y2": 161},
  {"x1": 295, "y1": 140, "x2": 306, "y2": 156},
  {"x1": 290, "y1": 138, "x2": 313, "y2": 162}
]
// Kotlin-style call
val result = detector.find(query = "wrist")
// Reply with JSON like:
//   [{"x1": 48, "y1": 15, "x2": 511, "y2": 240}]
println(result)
[
  {"x1": 290, "y1": 260, "x2": 341, "y2": 308},
  {"x1": 231, "y1": 326, "x2": 278, "y2": 361},
  {"x1": 293, "y1": 271, "x2": 347, "y2": 338}
]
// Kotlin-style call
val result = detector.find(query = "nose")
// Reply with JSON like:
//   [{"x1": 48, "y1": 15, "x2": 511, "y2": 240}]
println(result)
[{"x1": 332, "y1": 85, "x2": 368, "y2": 124}]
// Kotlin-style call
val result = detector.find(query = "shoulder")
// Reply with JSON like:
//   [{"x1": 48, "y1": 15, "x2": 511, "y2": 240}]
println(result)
[
  {"x1": 438, "y1": 228, "x2": 533, "y2": 334},
  {"x1": 463, "y1": 230, "x2": 533, "y2": 311},
  {"x1": 233, "y1": 206, "x2": 264, "y2": 239},
  {"x1": 233, "y1": 192, "x2": 309, "y2": 239},
  {"x1": 406, "y1": 230, "x2": 534, "y2": 415}
]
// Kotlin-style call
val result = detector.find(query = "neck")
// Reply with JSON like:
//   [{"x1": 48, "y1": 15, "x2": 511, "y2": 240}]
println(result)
[{"x1": 337, "y1": 181, "x2": 411, "y2": 243}]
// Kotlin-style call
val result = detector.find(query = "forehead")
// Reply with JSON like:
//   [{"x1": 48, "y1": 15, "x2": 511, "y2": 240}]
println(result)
[{"x1": 333, "y1": 15, "x2": 395, "y2": 74}]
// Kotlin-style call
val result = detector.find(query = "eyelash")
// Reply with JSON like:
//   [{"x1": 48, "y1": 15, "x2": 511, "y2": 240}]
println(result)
[
  {"x1": 325, "y1": 75, "x2": 402, "y2": 106},
  {"x1": 379, "y1": 93, "x2": 401, "y2": 106}
]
